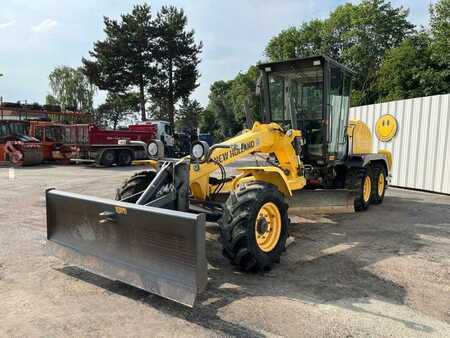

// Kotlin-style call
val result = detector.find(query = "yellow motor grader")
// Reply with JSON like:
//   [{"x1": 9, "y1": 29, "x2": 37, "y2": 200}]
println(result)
[{"x1": 46, "y1": 55, "x2": 392, "y2": 306}]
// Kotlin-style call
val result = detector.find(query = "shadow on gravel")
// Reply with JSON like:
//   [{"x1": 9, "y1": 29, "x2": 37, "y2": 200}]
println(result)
[{"x1": 56, "y1": 193, "x2": 450, "y2": 336}]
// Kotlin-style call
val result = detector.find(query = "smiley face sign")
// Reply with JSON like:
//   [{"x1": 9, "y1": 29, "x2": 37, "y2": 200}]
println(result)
[{"x1": 375, "y1": 114, "x2": 398, "y2": 142}]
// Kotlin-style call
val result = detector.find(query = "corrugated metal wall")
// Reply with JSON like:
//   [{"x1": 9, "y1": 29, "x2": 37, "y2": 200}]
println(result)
[{"x1": 349, "y1": 94, "x2": 450, "y2": 194}]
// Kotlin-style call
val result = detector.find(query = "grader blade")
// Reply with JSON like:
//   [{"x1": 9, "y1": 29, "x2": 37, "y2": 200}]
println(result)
[
  {"x1": 289, "y1": 189, "x2": 356, "y2": 214},
  {"x1": 46, "y1": 189, "x2": 207, "y2": 307}
]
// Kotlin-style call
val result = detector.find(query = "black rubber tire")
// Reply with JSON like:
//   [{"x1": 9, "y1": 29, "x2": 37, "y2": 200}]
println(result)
[
  {"x1": 115, "y1": 170, "x2": 156, "y2": 202},
  {"x1": 346, "y1": 166, "x2": 373, "y2": 211},
  {"x1": 100, "y1": 150, "x2": 116, "y2": 167},
  {"x1": 219, "y1": 182, "x2": 289, "y2": 272},
  {"x1": 117, "y1": 150, "x2": 133, "y2": 166},
  {"x1": 371, "y1": 165, "x2": 387, "y2": 204}
]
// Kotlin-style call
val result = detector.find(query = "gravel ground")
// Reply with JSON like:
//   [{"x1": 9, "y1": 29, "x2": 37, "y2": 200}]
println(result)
[{"x1": 0, "y1": 165, "x2": 449, "y2": 337}]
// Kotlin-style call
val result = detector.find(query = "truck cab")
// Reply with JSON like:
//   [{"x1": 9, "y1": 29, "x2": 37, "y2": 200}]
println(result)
[{"x1": 150, "y1": 120, "x2": 175, "y2": 148}]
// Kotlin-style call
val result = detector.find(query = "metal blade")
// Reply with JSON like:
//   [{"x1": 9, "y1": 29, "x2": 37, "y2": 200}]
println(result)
[
  {"x1": 289, "y1": 189, "x2": 356, "y2": 214},
  {"x1": 46, "y1": 189, "x2": 207, "y2": 307}
]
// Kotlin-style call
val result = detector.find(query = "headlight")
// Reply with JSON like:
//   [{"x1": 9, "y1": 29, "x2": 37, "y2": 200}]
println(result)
[
  {"x1": 148, "y1": 142, "x2": 159, "y2": 157},
  {"x1": 191, "y1": 141, "x2": 209, "y2": 161}
]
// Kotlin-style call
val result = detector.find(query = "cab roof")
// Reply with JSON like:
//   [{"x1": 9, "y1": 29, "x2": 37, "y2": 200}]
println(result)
[{"x1": 258, "y1": 55, "x2": 355, "y2": 75}]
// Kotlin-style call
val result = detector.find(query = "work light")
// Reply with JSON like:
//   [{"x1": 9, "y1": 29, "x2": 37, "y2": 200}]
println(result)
[{"x1": 191, "y1": 141, "x2": 209, "y2": 161}]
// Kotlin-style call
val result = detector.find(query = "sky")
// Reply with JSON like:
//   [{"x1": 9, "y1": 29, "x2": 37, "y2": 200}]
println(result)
[{"x1": 0, "y1": 0, "x2": 436, "y2": 108}]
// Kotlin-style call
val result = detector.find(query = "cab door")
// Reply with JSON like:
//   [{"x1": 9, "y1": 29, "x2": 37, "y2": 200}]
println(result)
[{"x1": 327, "y1": 66, "x2": 351, "y2": 161}]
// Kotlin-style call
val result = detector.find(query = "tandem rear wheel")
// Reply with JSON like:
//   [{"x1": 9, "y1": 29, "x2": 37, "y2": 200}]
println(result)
[{"x1": 347, "y1": 163, "x2": 387, "y2": 211}]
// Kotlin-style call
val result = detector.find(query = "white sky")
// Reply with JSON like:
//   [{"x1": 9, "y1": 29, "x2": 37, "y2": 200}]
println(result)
[{"x1": 0, "y1": 0, "x2": 436, "y2": 108}]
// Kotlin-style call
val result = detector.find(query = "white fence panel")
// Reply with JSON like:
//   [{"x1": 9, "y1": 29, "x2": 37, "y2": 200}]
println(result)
[{"x1": 349, "y1": 94, "x2": 450, "y2": 194}]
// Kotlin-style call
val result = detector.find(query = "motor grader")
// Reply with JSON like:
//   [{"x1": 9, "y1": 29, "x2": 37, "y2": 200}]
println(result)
[{"x1": 46, "y1": 55, "x2": 392, "y2": 306}]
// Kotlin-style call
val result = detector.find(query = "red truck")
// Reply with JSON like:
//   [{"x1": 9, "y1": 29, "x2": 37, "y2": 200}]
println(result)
[{"x1": 66, "y1": 124, "x2": 156, "y2": 166}]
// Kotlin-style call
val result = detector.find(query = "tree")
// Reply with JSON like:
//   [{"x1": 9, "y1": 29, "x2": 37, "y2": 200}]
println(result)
[
  {"x1": 377, "y1": 33, "x2": 441, "y2": 100},
  {"x1": 95, "y1": 93, "x2": 139, "y2": 129},
  {"x1": 377, "y1": 0, "x2": 450, "y2": 100},
  {"x1": 265, "y1": 20, "x2": 326, "y2": 61},
  {"x1": 48, "y1": 66, "x2": 96, "y2": 111},
  {"x1": 45, "y1": 94, "x2": 60, "y2": 106},
  {"x1": 83, "y1": 4, "x2": 155, "y2": 121},
  {"x1": 152, "y1": 6, "x2": 202, "y2": 128},
  {"x1": 228, "y1": 66, "x2": 261, "y2": 126},
  {"x1": 206, "y1": 80, "x2": 241, "y2": 140},
  {"x1": 430, "y1": 0, "x2": 450, "y2": 65},
  {"x1": 176, "y1": 98, "x2": 202, "y2": 131},
  {"x1": 201, "y1": 66, "x2": 261, "y2": 141},
  {"x1": 198, "y1": 108, "x2": 218, "y2": 136},
  {"x1": 265, "y1": 0, "x2": 414, "y2": 105}
]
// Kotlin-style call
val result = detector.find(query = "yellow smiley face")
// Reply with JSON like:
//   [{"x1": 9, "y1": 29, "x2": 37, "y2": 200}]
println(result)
[{"x1": 375, "y1": 114, "x2": 398, "y2": 142}]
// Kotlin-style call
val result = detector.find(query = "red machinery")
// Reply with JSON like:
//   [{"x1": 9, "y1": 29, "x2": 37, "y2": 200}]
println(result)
[
  {"x1": 0, "y1": 120, "x2": 43, "y2": 166},
  {"x1": 28, "y1": 121, "x2": 77, "y2": 163},
  {"x1": 62, "y1": 123, "x2": 156, "y2": 166}
]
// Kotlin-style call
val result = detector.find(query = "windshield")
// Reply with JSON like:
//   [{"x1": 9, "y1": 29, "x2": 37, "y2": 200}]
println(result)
[
  {"x1": 45, "y1": 126, "x2": 64, "y2": 142},
  {"x1": 268, "y1": 66, "x2": 323, "y2": 127},
  {"x1": 10, "y1": 122, "x2": 28, "y2": 135}
]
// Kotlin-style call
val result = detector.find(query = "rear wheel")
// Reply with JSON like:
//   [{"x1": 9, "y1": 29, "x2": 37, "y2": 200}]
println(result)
[
  {"x1": 346, "y1": 166, "x2": 373, "y2": 211},
  {"x1": 117, "y1": 150, "x2": 133, "y2": 166},
  {"x1": 100, "y1": 150, "x2": 116, "y2": 167},
  {"x1": 371, "y1": 165, "x2": 387, "y2": 204},
  {"x1": 219, "y1": 182, "x2": 289, "y2": 272}
]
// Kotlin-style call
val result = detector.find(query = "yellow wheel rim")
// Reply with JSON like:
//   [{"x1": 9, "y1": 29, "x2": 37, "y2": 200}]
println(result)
[
  {"x1": 378, "y1": 173, "x2": 385, "y2": 196},
  {"x1": 363, "y1": 175, "x2": 371, "y2": 203},
  {"x1": 255, "y1": 202, "x2": 282, "y2": 253}
]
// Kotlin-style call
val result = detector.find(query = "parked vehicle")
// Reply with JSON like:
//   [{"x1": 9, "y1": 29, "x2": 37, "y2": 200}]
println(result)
[
  {"x1": 46, "y1": 55, "x2": 393, "y2": 306},
  {"x1": 67, "y1": 124, "x2": 157, "y2": 166},
  {"x1": 0, "y1": 120, "x2": 43, "y2": 166}
]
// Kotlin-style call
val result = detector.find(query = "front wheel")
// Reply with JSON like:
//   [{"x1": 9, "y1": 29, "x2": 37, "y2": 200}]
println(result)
[
  {"x1": 219, "y1": 182, "x2": 289, "y2": 272},
  {"x1": 116, "y1": 170, "x2": 156, "y2": 202}
]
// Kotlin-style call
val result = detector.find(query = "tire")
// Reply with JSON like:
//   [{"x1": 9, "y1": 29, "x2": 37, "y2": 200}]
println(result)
[
  {"x1": 100, "y1": 150, "x2": 116, "y2": 167},
  {"x1": 346, "y1": 166, "x2": 373, "y2": 211},
  {"x1": 371, "y1": 165, "x2": 387, "y2": 204},
  {"x1": 117, "y1": 150, "x2": 133, "y2": 166},
  {"x1": 219, "y1": 182, "x2": 289, "y2": 272},
  {"x1": 115, "y1": 170, "x2": 156, "y2": 202}
]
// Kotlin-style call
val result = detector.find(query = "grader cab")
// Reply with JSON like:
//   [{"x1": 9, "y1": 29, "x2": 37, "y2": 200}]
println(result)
[{"x1": 46, "y1": 55, "x2": 392, "y2": 306}]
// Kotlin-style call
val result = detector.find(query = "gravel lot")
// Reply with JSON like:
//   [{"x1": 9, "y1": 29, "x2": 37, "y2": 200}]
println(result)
[{"x1": 0, "y1": 165, "x2": 449, "y2": 337}]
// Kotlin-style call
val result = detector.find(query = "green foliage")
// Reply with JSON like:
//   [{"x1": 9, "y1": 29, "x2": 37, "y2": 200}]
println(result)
[
  {"x1": 48, "y1": 66, "x2": 96, "y2": 112},
  {"x1": 176, "y1": 98, "x2": 202, "y2": 131},
  {"x1": 45, "y1": 94, "x2": 59, "y2": 106},
  {"x1": 265, "y1": 20, "x2": 326, "y2": 61},
  {"x1": 430, "y1": 0, "x2": 450, "y2": 65},
  {"x1": 95, "y1": 93, "x2": 139, "y2": 129},
  {"x1": 152, "y1": 6, "x2": 202, "y2": 127},
  {"x1": 83, "y1": 4, "x2": 201, "y2": 126},
  {"x1": 83, "y1": 4, "x2": 155, "y2": 121},
  {"x1": 377, "y1": 0, "x2": 449, "y2": 100},
  {"x1": 265, "y1": 0, "x2": 414, "y2": 105},
  {"x1": 206, "y1": 0, "x2": 449, "y2": 140},
  {"x1": 198, "y1": 108, "x2": 218, "y2": 138},
  {"x1": 201, "y1": 66, "x2": 260, "y2": 141}
]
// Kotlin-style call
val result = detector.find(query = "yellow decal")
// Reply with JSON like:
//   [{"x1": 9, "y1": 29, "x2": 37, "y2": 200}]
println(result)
[
  {"x1": 375, "y1": 114, "x2": 398, "y2": 142},
  {"x1": 115, "y1": 206, "x2": 128, "y2": 215}
]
